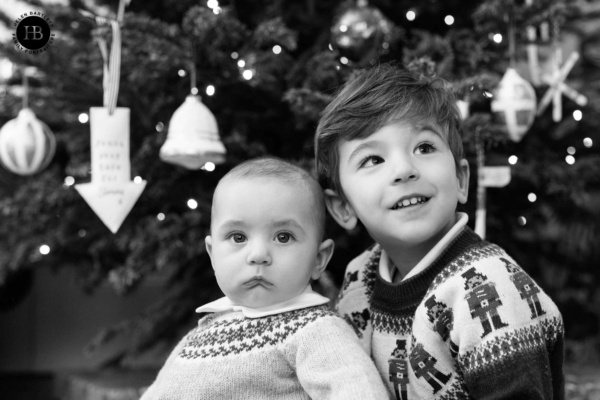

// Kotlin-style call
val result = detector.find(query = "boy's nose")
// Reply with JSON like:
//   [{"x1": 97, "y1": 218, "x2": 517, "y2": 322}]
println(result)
[
  {"x1": 391, "y1": 158, "x2": 418, "y2": 183},
  {"x1": 246, "y1": 242, "x2": 272, "y2": 265}
]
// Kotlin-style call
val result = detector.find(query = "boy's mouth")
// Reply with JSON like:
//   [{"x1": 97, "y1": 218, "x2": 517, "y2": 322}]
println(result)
[{"x1": 391, "y1": 196, "x2": 430, "y2": 210}]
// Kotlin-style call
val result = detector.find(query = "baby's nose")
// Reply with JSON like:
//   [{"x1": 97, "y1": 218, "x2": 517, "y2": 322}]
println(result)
[{"x1": 246, "y1": 242, "x2": 272, "y2": 265}]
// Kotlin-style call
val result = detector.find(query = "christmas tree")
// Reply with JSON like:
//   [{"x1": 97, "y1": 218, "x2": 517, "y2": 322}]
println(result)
[{"x1": 0, "y1": 0, "x2": 598, "y2": 367}]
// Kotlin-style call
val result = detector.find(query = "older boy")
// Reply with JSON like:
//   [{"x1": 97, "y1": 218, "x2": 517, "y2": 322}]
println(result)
[
  {"x1": 140, "y1": 157, "x2": 390, "y2": 400},
  {"x1": 315, "y1": 64, "x2": 564, "y2": 399}
]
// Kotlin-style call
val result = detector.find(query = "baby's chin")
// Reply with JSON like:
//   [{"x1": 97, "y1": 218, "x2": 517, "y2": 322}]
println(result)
[{"x1": 240, "y1": 294, "x2": 299, "y2": 309}]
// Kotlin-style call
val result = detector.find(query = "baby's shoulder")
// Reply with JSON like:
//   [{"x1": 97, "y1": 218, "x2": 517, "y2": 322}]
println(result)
[
  {"x1": 285, "y1": 306, "x2": 362, "y2": 339},
  {"x1": 268, "y1": 305, "x2": 339, "y2": 329}
]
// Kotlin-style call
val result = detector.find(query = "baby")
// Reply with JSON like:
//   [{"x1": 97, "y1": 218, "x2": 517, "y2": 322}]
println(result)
[{"x1": 140, "y1": 157, "x2": 390, "y2": 400}]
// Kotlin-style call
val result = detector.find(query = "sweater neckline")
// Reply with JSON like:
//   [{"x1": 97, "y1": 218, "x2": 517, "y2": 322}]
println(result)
[
  {"x1": 371, "y1": 227, "x2": 482, "y2": 315},
  {"x1": 195, "y1": 286, "x2": 330, "y2": 319}
]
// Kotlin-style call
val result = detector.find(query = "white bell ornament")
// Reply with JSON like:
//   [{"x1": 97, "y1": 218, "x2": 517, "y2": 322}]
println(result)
[{"x1": 159, "y1": 95, "x2": 226, "y2": 170}]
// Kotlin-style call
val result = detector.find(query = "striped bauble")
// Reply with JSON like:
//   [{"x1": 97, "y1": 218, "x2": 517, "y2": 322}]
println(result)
[{"x1": 0, "y1": 108, "x2": 56, "y2": 176}]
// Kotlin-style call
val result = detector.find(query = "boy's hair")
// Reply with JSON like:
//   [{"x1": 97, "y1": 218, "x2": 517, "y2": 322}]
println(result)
[
  {"x1": 315, "y1": 63, "x2": 465, "y2": 196},
  {"x1": 213, "y1": 157, "x2": 327, "y2": 241}
]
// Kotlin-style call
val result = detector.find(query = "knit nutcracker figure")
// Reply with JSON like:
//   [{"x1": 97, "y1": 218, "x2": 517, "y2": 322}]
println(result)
[
  {"x1": 388, "y1": 339, "x2": 409, "y2": 400},
  {"x1": 409, "y1": 342, "x2": 452, "y2": 394},
  {"x1": 500, "y1": 258, "x2": 546, "y2": 319},
  {"x1": 462, "y1": 267, "x2": 509, "y2": 338},
  {"x1": 424, "y1": 295, "x2": 453, "y2": 342}
]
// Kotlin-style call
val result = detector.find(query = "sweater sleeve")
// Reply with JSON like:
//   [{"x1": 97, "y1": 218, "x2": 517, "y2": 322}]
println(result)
[
  {"x1": 139, "y1": 329, "x2": 194, "y2": 400},
  {"x1": 447, "y1": 254, "x2": 565, "y2": 399},
  {"x1": 139, "y1": 316, "x2": 214, "y2": 400},
  {"x1": 283, "y1": 315, "x2": 392, "y2": 400}
]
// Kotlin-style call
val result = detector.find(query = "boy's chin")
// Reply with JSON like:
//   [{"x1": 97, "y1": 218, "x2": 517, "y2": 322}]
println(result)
[{"x1": 371, "y1": 227, "x2": 447, "y2": 250}]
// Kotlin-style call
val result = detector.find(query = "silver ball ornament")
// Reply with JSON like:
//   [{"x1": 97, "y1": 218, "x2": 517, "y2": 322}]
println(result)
[{"x1": 330, "y1": 3, "x2": 391, "y2": 66}]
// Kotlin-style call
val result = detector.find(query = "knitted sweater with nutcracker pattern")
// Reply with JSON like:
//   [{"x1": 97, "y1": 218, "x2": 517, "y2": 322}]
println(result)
[
  {"x1": 139, "y1": 305, "x2": 391, "y2": 400},
  {"x1": 336, "y1": 227, "x2": 564, "y2": 400}
]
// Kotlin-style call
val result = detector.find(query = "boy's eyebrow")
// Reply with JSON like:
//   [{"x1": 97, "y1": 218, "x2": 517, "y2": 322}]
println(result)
[
  {"x1": 346, "y1": 123, "x2": 446, "y2": 164},
  {"x1": 417, "y1": 123, "x2": 445, "y2": 139},
  {"x1": 347, "y1": 141, "x2": 381, "y2": 164}
]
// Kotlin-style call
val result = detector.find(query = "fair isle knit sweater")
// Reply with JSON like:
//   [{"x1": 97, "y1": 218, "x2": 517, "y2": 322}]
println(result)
[
  {"x1": 337, "y1": 227, "x2": 564, "y2": 400},
  {"x1": 140, "y1": 305, "x2": 391, "y2": 400}
]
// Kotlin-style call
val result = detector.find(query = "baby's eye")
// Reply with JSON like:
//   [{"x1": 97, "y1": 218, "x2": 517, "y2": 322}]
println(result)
[
  {"x1": 275, "y1": 232, "x2": 294, "y2": 243},
  {"x1": 359, "y1": 155, "x2": 384, "y2": 168},
  {"x1": 416, "y1": 143, "x2": 435, "y2": 154},
  {"x1": 228, "y1": 233, "x2": 247, "y2": 243}
]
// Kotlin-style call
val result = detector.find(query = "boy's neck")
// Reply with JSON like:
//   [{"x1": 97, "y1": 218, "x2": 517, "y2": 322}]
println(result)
[
  {"x1": 384, "y1": 241, "x2": 438, "y2": 280},
  {"x1": 381, "y1": 213, "x2": 463, "y2": 280}
]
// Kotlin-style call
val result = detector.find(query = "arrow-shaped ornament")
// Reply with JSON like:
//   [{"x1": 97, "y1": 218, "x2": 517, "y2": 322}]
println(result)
[{"x1": 75, "y1": 107, "x2": 146, "y2": 233}]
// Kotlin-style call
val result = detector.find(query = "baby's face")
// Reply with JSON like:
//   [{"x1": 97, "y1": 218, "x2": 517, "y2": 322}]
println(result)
[
  {"x1": 206, "y1": 177, "x2": 323, "y2": 308},
  {"x1": 335, "y1": 118, "x2": 469, "y2": 252}
]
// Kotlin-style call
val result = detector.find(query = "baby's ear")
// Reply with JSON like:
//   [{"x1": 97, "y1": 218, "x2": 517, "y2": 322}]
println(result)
[
  {"x1": 205, "y1": 236, "x2": 214, "y2": 269},
  {"x1": 312, "y1": 239, "x2": 335, "y2": 280},
  {"x1": 324, "y1": 189, "x2": 358, "y2": 230}
]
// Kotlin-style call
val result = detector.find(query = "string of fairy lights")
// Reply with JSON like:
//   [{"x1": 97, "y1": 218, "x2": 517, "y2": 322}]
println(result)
[{"x1": 2, "y1": 0, "x2": 591, "y2": 256}]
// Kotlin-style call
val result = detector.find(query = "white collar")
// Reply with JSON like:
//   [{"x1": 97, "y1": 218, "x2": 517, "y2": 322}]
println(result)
[
  {"x1": 195, "y1": 285, "x2": 330, "y2": 319},
  {"x1": 379, "y1": 212, "x2": 469, "y2": 283}
]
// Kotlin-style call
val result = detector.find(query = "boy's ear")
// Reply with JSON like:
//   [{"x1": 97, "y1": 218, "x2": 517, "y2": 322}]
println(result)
[
  {"x1": 205, "y1": 236, "x2": 214, "y2": 269},
  {"x1": 312, "y1": 239, "x2": 335, "y2": 280},
  {"x1": 324, "y1": 189, "x2": 358, "y2": 230},
  {"x1": 457, "y1": 159, "x2": 470, "y2": 204}
]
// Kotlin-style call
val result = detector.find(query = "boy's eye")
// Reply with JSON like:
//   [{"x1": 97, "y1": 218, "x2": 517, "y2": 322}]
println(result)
[
  {"x1": 359, "y1": 155, "x2": 384, "y2": 168},
  {"x1": 229, "y1": 233, "x2": 247, "y2": 243},
  {"x1": 275, "y1": 232, "x2": 294, "y2": 243},
  {"x1": 416, "y1": 143, "x2": 434, "y2": 154}
]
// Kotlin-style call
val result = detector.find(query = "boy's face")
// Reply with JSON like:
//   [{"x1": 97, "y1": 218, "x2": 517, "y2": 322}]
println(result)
[
  {"x1": 328, "y1": 119, "x2": 469, "y2": 253},
  {"x1": 206, "y1": 177, "x2": 333, "y2": 309}
]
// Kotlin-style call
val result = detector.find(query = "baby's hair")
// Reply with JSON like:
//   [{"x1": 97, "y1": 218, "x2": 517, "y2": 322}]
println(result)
[
  {"x1": 214, "y1": 157, "x2": 327, "y2": 240},
  {"x1": 315, "y1": 63, "x2": 464, "y2": 196}
]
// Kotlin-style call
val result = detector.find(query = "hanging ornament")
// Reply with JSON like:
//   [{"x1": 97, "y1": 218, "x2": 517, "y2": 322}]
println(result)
[
  {"x1": 537, "y1": 51, "x2": 587, "y2": 122},
  {"x1": 491, "y1": 68, "x2": 537, "y2": 142},
  {"x1": 159, "y1": 94, "x2": 226, "y2": 169},
  {"x1": 75, "y1": 108, "x2": 146, "y2": 234},
  {"x1": 0, "y1": 108, "x2": 56, "y2": 176},
  {"x1": 0, "y1": 67, "x2": 55, "y2": 176},
  {"x1": 75, "y1": 0, "x2": 146, "y2": 234},
  {"x1": 330, "y1": 0, "x2": 391, "y2": 66},
  {"x1": 518, "y1": 6, "x2": 587, "y2": 122}
]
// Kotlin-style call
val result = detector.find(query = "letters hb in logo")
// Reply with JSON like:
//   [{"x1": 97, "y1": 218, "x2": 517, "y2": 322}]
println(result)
[
  {"x1": 15, "y1": 16, "x2": 51, "y2": 50},
  {"x1": 24, "y1": 26, "x2": 44, "y2": 40}
]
